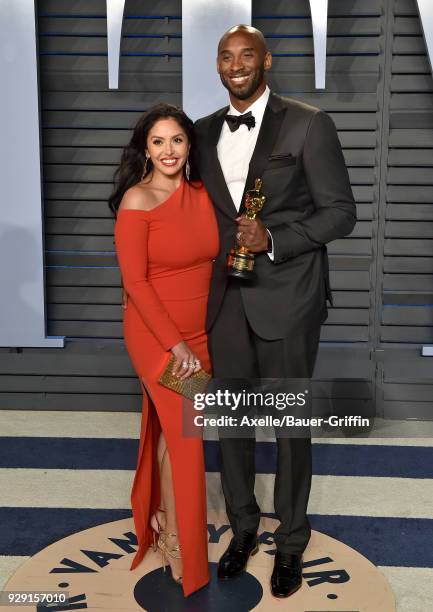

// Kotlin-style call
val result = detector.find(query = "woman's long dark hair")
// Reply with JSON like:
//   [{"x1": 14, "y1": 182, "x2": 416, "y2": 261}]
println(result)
[{"x1": 108, "y1": 103, "x2": 198, "y2": 216}]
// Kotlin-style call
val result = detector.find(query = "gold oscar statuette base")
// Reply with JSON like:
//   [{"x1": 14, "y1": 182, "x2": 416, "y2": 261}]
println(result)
[{"x1": 227, "y1": 246, "x2": 256, "y2": 280}]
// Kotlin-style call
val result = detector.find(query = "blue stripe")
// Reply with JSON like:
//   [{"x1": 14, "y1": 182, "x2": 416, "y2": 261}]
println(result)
[
  {"x1": 38, "y1": 14, "x2": 378, "y2": 20},
  {"x1": 45, "y1": 251, "x2": 116, "y2": 255},
  {"x1": 0, "y1": 438, "x2": 138, "y2": 470},
  {"x1": 38, "y1": 14, "x2": 181, "y2": 20},
  {"x1": 40, "y1": 52, "x2": 181, "y2": 57},
  {"x1": 45, "y1": 265, "x2": 119, "y2": 269},
  {"x1": 39, "y1": 34, "x2": 181, "y2": 39},
  {"x1": 38, "y1": 12, "x2": 381, "y2": 20},
  {"x1": 40, "y1": 51, "x2": 376, "y2": 58},
  {"x1": 209, "y1": 442, "x2": 433, "y2": 478},
  {"x1": 310, "y1": 515, "x2": 433, "y2": 568},
  {"x1": 272, "y1": 53, "x2": 379, "y2": 57},
  {"x1": 0, "y1": 438, "x2": 432, "y2": 478},
  {"x1": 0, "y1": 508, "x2": 132, "y2": 556},
  {"x1": 0, "y1": 508, "x2": 431, "y2": 567}
]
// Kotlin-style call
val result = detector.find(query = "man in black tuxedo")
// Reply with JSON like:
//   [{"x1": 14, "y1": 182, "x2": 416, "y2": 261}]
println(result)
[{"x1": 194, "y1": 25, "x2": 356, "y2": 598}]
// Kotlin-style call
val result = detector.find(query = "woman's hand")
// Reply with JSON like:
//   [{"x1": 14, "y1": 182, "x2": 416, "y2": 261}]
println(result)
[{"x1": 171, "y1": 341, "x2": 202, "y2": 380}]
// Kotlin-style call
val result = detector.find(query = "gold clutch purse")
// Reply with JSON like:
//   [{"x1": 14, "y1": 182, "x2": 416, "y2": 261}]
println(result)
[{"x1": 158, "y1": 355, "x2": 211, "y2": 401}]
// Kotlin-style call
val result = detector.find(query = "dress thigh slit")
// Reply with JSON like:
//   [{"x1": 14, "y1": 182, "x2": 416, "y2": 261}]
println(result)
[{"x1": 130, "y1": 376, "x2": 209, "y2": 596}]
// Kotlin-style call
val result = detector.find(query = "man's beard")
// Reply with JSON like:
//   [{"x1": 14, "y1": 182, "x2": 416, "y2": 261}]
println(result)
[{"x1": 220, "y1": 65, "x2": 265, "y2": 100}]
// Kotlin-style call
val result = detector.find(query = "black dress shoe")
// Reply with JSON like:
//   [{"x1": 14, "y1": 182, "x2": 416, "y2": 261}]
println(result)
[
  {"x1": 217, "y1": 532, "x2": 258, "y2": 580},
  {"x1": 271, "y1": 552, "x2": 303, "y2": 598}
]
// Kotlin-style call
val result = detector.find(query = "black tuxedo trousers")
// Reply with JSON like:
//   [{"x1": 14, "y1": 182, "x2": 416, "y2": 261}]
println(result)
[{"x1": 209, "y1": 280, "x2": 320, "y2": 553}]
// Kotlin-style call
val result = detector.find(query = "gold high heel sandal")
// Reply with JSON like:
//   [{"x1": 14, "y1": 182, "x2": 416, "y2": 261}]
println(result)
[
  {"x1": 150, "y1": 509, "x2": 165, "y2": 552},
  {"x1": 157, "y1": 531, "x2": 182, "y2": 585},
  {"x1": 152, "y1": 448, "x2": 182, "y2": 584}
]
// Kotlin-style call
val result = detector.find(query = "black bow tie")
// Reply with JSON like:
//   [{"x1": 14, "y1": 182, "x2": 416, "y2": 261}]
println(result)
[{"x1": 225, "y1": 111, "x2": 256, "y2": 132}]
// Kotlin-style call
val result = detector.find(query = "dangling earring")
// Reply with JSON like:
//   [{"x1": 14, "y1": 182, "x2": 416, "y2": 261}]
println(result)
[
  {"x1": 185, "y1": 160, "x2": 191, "y2": 181},
  {"x1": 141, "y1": 154, "x2": 150, "y2": 181}
]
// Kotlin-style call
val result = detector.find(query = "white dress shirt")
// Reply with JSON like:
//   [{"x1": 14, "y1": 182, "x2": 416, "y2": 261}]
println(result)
[
  {"x1": 217, "y1": 85, "x2": 274, "y2": 259},
  {"x1": 217, "y1": 85, "x2": 270, "y2": 210}
]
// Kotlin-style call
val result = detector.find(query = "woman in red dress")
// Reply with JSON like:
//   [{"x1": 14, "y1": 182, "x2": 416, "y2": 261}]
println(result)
[{"x1": 109, "y1": 104, "x2": 219, "y2": 597}]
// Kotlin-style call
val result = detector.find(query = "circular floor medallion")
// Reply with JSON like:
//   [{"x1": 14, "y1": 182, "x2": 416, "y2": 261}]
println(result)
[{"x1": 3, "y1": 513, "x2": 395, "y2": 611}]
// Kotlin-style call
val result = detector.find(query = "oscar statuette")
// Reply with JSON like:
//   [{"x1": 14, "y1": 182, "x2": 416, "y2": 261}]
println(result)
[{"x1": 227, "y1": 178, "x2": 266, "y2": 280}]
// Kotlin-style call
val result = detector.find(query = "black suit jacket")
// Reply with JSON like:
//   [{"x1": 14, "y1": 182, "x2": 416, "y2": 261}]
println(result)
[{"x1": 194, "y1": 92, "x2": 357, "y2": 340}]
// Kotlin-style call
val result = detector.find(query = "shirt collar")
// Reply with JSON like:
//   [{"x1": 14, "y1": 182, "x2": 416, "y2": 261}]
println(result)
[{"x1": 227, "y1": 85, "x2": 270, "y2": 118}]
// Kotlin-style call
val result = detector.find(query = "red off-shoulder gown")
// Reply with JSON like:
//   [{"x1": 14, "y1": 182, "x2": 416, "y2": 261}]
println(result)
[{"x1": 114, "y1": 180, "x2": 219, "y2": 596}]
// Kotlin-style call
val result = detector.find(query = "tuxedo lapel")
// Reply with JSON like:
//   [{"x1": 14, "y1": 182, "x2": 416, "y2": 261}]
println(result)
[
  {"x1": 239, "y1": 93, "x2": 287, "y2": 214},
  {"x1": 203, "y1": 107, "x2": 239, "y2": 218},
  {"x1": 201, "y1": 93, "x2": 287, "y2": 217}
]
